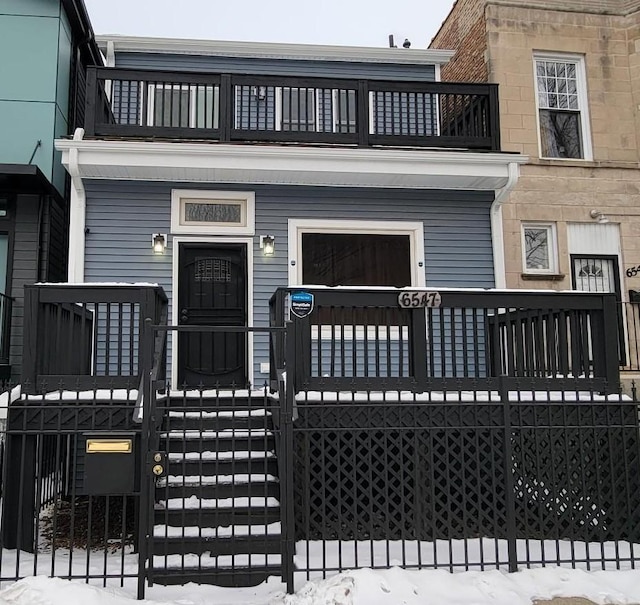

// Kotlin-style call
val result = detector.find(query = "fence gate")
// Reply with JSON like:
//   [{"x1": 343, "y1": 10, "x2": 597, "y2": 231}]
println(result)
[{"x1": 137, "y1": 323, "x2": 294, "y2": 597}]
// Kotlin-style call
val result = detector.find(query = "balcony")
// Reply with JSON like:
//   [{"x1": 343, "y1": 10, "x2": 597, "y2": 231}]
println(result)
[{"x1": 85, "y1": 67, "x2": 501, "y2": 151}]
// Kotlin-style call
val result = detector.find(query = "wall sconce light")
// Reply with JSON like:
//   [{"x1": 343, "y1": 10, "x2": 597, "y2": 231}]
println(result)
[
  {"x1": 589, "y1": 209, "x2": 609, "y2": 224},
  {"x1": 260, "y1": 235, "x2": 275, "y2": 256},
  {"x1": 152, "y1": 233, "x2": 167, "y2": 254}
]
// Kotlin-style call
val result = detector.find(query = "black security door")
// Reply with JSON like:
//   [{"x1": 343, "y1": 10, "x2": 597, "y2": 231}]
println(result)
[{"x1": 178, "y1": 243, "x2": 247, "y2": 387}]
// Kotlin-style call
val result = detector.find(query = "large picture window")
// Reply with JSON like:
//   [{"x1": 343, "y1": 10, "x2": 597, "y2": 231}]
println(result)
[
  {"x1": 302, "y1": 233, "x2": 411, "y2": 287},
  {"x1": 534, "y1": 54, "x2": 591, "y2": 160}
]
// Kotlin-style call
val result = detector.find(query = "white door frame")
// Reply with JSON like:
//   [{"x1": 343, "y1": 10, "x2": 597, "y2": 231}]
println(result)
[{"x1": 171, "y1": 236, "x2": 254, "y2": 390}]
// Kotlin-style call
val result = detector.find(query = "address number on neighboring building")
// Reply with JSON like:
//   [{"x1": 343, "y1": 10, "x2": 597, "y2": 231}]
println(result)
[
  {"x1": 626, "y1": 265, "x2": 640, "y2": 278},
  {"x1": 398, "y1": 291, "x2": 442, "y2": 309}
]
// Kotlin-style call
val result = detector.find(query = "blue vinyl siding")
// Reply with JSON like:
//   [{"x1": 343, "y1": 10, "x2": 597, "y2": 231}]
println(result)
[
  {"x1": 115, "y1": 53, "x2": 436, "y2": 82},
  {"x1": 83, "y1": 181, "x2": 494, "y2": 382}
]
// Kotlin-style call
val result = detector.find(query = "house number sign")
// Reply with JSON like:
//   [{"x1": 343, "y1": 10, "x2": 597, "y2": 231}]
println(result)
[
  {"x1": 626, "y1": 264, "x2": 640, "y2": 278},
  {"x1": 398, "y1": 291, "x2": 442, "y2": 309}
]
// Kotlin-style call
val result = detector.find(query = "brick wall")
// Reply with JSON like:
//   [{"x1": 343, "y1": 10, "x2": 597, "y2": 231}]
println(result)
[
  {"x1": 489, "y1": 0, "x2": 639, "y2": 16},
  {"x1": 430, "y1": 0, "x2": 489, "y2": 82}
]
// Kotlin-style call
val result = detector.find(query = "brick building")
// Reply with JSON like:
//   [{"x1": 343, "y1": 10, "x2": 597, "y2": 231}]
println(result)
[{"x1": 431, "y1": 0, "x2": 640, "y2": 370}]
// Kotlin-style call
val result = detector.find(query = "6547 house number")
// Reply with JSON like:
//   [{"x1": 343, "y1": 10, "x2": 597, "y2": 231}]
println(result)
[{"x1": 626, "y1": 265, "x2": 640, "y2": 278}]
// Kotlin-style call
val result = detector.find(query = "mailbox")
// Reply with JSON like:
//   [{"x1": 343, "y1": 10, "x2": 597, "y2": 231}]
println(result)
[
  {"x1": 82, "y1": 432, "x2": 137, "y2": 495},
  {"x1": 629, "y1": 290, "x2": 640, "y2": 303}
]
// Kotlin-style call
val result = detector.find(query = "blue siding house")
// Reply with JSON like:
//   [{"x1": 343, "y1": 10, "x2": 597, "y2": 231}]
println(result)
[
  {"x1": 8, "y1": 34, "x2": 630, "y2": 593},
  {"x1": 54, "y1": 35, "x2": 527, "y2": 389}
]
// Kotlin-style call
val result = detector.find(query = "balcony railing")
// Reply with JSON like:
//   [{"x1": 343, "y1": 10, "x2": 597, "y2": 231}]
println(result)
[
  {"x1": 85, "y1": 67, "x2": 501, "y2": 151},
  {"x1": 22, "y1": 284, "x2": 168, "y2": 393},
  {"x1": 269, "y1": 287, "x2": 621, "y2": 393}
]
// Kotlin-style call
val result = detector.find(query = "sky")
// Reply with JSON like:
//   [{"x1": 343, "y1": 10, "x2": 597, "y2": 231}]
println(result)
[{"x1": 82, "y1": 0, "x2": 457, "y2": 49}]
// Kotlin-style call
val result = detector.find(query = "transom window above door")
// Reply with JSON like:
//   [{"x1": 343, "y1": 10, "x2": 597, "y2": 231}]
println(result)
[{"x1": 171, "y1": 190, "x2": 255, "y2": 235}]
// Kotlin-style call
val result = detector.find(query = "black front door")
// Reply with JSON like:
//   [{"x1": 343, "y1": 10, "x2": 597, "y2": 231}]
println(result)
[{"x1": 178, "y1": 243, "x2": 247, "y2": 388}]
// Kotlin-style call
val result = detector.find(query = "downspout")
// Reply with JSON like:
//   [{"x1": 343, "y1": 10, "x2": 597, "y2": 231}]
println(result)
[
  {"x1": 67, "y1": 128, "x2": 86, "y2": 283},
  {"x1": 491, "y1": 161, "x2": 520, "y2": 289}
]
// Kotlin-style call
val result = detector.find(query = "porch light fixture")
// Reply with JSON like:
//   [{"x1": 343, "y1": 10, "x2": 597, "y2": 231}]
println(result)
[
  {"x1": 589, "y1": 209, "x2": 609, "y2": 224},
  {"x1": 152, "y1": 233, "x2": 167, "y2": 254},
  {"x1": 260, "y1": 234, "x2": 275, "y2": 256}
]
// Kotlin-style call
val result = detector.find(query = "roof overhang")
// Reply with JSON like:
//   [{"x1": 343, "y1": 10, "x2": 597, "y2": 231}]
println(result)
[
  {"x1": 0, "y1": 164, "x2": 61, "y2": 198},
  {"x1": 95, "y1": 35, "x2": 456, "y2": 66},
  {"x1": 55, "y1": 138, "x2": 528, "y2": 191}
]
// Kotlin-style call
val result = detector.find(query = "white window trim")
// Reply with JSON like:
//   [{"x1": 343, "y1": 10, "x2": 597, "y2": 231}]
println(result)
[
  {"x1": 171, "y1": 189, "x2": 255, "y2": 235},
  {"x1": 287, "y1": 219, "x2": 426, "y2": 287},
  {"x1": 533, "y1": 52, "x2": 593, "y2": 161},
  {"x1": 170, "y1": 236, "x2": 254, "y2": 391},
  {"x1": 521, "y1": 222, "x2": 559, "y2": 274}
]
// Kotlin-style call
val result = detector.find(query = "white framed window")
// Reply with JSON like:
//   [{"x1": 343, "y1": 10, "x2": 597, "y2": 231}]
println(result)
[
  {"x1": 288, "y1": 219, "x2": 425, "y2": 287},
  {"x1": 521, "y1": 223, "x2": 558, "y2": 274},
  {"x1": 147, "y1": 84, "x2": 219, "y2": 129},
  {"x1": 171, "y1": 190, "x2": 255, "y2": 235},
  {"x1": 533, "y1": 54, "x2": 592, "y2": 160}
]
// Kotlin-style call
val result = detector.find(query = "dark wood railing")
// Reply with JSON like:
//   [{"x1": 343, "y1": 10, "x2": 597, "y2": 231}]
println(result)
[
  {"x1": 269, "y1": 287, "x2": 621, "y2": 393},
  {"x1": 22, "y1": 284, "x2": 168, "y2": 393},
  {"x1": 85, "y1": 67, "x2": 501, "y2": 151}
]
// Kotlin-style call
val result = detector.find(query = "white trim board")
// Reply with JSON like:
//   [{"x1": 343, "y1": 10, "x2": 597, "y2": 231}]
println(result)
[
  {"x1": 96, "y1": 35, "x2": 456, "y2": 65},
  {"x1": 56, "y1": 137, "x2": 528, "y2": 191},
  {"x1": 170, "y1": 236, "x2": 254, "y2": 390}
]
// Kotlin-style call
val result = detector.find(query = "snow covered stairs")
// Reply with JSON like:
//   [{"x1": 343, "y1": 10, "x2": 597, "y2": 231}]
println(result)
[{"x1": 150, "y1": 396, "x2": 283, "y2": 587}]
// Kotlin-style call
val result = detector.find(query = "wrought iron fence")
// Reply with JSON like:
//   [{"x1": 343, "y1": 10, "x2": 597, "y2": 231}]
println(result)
[
  {"x1": 85, "y1": 67, "x2": 501, "y2": 150},
  {"x1": 0, "y1": 385, "x2": 141, "y2": 588},
  {"x1": 2, "y1": 315, "x2": 639, "y2": 595},
  {"x1": 291, "y1": 377, "x2": 640, "y2": 579}
]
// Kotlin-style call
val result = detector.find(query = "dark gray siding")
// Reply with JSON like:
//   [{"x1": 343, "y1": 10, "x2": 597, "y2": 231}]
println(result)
[
  {"x1": 115, "y1": 53, "x2": 437, "y2": 82},
  {"x1": 84, "y1": 181, "x2": 495, "y2": 382},
  {"x1": 10, "y1": 194, "x2": 40, "y2": 380}
]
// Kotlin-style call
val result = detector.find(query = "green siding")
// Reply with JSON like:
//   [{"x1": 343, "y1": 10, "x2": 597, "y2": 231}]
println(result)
[
  {"x1": 0, "y1": 0, "x2": 59, "y2": 17},
  {"x1": 0, "y1": 0, "x2": 72, "y2": 194},
  {"x1": 0, "y1": 15, "x2": 59, "y2": 101},
  {"x1": 0, "y1": 100, "x2": 55, "y2": 174},
  {"x1": 56, "y1": 12, "x2": 72, "y2": 117}
]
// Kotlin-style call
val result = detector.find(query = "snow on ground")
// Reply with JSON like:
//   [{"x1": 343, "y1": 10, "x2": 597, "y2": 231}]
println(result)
[{"x1": 2, "y1": 568, "x2": 640, "y2": 605}]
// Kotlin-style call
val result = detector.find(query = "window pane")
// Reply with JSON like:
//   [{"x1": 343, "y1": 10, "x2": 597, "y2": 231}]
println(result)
[
  {"x1": 302, "y1": 233, "x2": 411, "y2": 287},
  {"x1": 539, "y1": 110, "x2": 582, "y2": 158},
  {"x1": 524, "y1": 227, "x2": 550, "y2": 271},
  {"x1": 154, "y1": 88, "x2": 189, "y2": 128},
  {"x1": 282, "y1": 88, "x2": 315, "y2": 131},
  {"x1": 183, "y1": 201, "x2": 242, "y2": 224}
]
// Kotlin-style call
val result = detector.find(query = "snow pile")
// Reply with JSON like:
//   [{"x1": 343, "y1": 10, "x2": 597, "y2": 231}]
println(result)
[{"x1": 3, "y1": 568, "x2": 640, "y2": 605}]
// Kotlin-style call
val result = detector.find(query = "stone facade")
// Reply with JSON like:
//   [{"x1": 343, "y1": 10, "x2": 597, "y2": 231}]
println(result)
[{"x1": 431, "y1": 0, "x2": 640, "y2": 307}]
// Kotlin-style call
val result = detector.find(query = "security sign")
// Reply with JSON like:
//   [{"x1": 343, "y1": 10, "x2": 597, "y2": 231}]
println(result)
[{"x1": 290, "y1": 291, "x2": 314, "y2": 318}]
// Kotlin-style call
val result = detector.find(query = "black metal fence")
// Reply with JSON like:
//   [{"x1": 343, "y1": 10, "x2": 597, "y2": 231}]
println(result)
[
  {"x1": 85, "y1": 67, "x2": 501, "y2": 151},
  {"x1": 0, "y1": 387, "x2": 141, "y2": 587},
  {"x1": 291, "y1": 378, "x2": 640, "y2": 579},
  {"x1": 2, "y1": 292, "x2": 639, "y2": 594}
]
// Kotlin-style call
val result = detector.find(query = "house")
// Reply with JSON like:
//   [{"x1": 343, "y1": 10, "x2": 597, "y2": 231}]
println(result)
[
  {"x1": 5, "y1": 31, "x2": 638, "y2": 595},
  {"x1": 0, "y1": 0, "x2": 101, "y2": 381},
  {"x1": 51, "y1": 34, "x2": 528, "y2": 390},
  {"x1": 430, "y1": 0, "x2": 640, "y2": 374}
]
